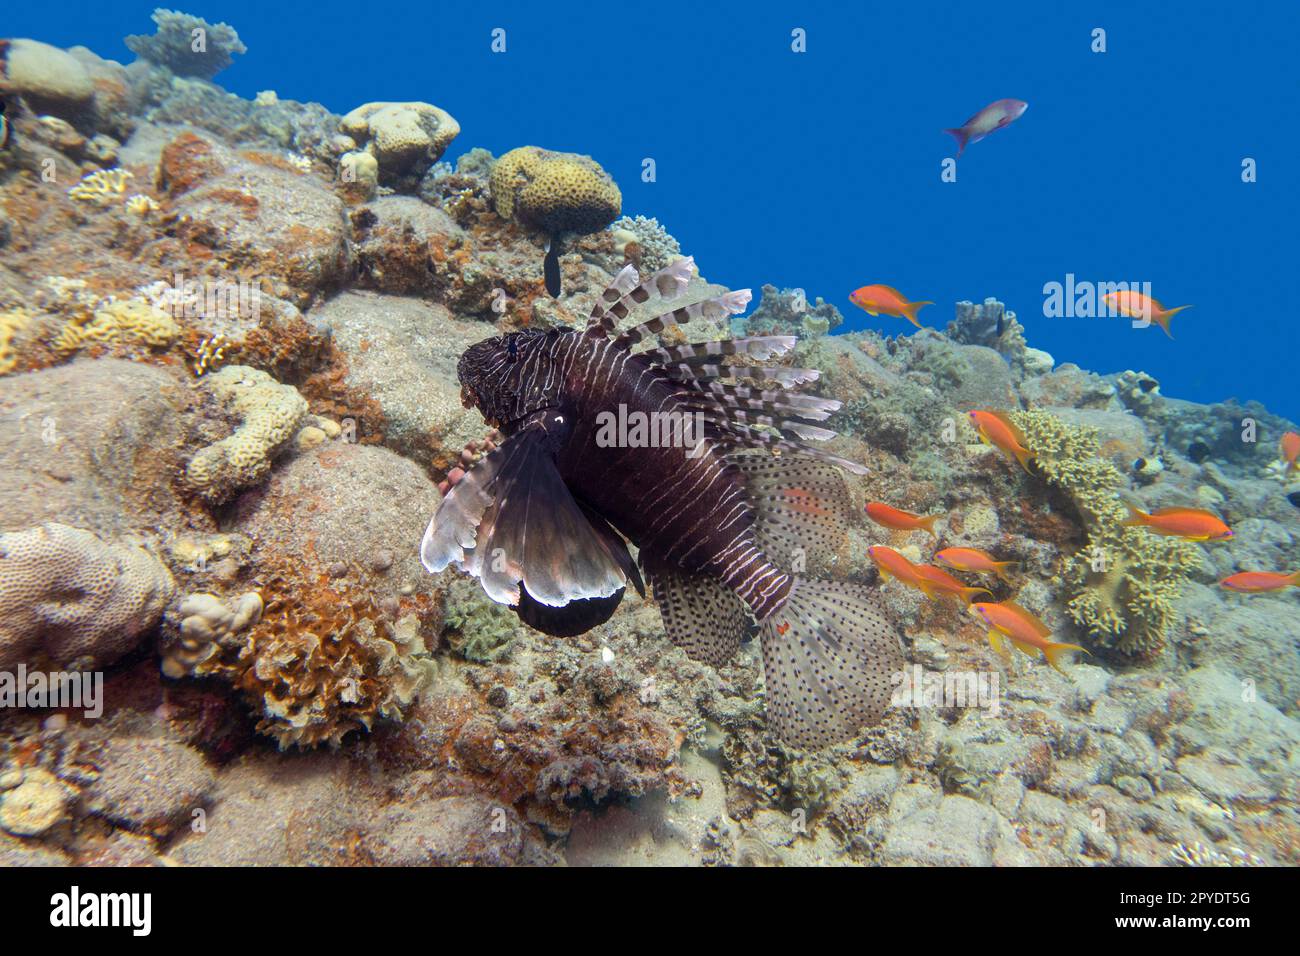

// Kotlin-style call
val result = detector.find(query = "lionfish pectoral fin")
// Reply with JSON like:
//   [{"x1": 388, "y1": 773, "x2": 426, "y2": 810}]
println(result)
[
  {"x1": 420, "y1": 440, "x2": 508, "y2": 574},
  {"x1": 759, "y1": 578, "x2": 905, "y2": 750},
  {"x1": 644, "y1": 552, "x2": 754, "y2": 667},
  {"x1": 461, "y1": 426, "x2": 633, "y2": 610}
]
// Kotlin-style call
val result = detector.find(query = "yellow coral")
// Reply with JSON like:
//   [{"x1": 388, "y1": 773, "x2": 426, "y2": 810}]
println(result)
[
  {"x1": 125, "y1": 193, "x2": 159, "y2": 217},
  {"x1": 51, "y1": 296, "x2": 179, "y2": 354},
  {"x1": 185, "y1": 365, "x2": 308, "y2": 503},
  {"x1": 68, "y1": 168, "x2": 134, "y2": 204},
  {"x1": 1012, "y1": 410, "x2": 1201, "y2": 659},
  {"x1": 0, "y1": 308, "x2": 34, "y2": 375},
  {"x1": 490, "y1": 146, "x2": 622, "y2": 235}
]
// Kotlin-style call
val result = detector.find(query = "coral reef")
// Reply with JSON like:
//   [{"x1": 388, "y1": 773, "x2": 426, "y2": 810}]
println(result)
[
  {"x1": 0, "y1": 523, "x2": 175, "y2": 670},
  {"x1": 1011, "y1": 409, "x2": 1202, "y2": 659},
  {"x1": 125, "y1": 9, "x2": 246, "y2": 79}
]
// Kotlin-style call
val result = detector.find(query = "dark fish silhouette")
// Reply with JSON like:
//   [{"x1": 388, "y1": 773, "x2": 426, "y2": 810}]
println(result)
[
  {"x1": 422, "y1": 257, "x2": 904, "y2": 748},
  {"x1": 543, "y1": 236, "x2": 562, "y2": 297},
  {"x1": 0, "y1": 101, "x2": 11, "y2": 151}
]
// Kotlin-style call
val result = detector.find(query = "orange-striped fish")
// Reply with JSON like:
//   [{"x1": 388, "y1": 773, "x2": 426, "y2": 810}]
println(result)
[
  {"x1": 1281, "y1": 431, "x2": 1300, "y2": 475},
  {"x1": 866, "y1": 502, "x2": 941, "y2": 537},
  {"x1": 1102, "y1": 290, "x2": 1191, "y2": 339},
  {"x1": 934, "y1": 547, "x2": 1017, "y2": 583},
  {"x1": 968, "y1": 601, "x2": 1087, "y2": 673},
  {"x1": 849, "y1": 285, "x2": 933, "y2": 329},
  {"x1": 1220, "y1": 570, "x2": 1300, "y2": 593},
  {"x1": 914, "y1": 564, "x2": 992, "y2": 604},
  {"x1": 1122, "y1": 504, "x2": 1233, "y2": 541},
  {"x1": 968, "y1": 409, "x2": 1035, "y2": 474},
  {"x1": 867, "y1": 545, "x2": 929, "y2": 593}
]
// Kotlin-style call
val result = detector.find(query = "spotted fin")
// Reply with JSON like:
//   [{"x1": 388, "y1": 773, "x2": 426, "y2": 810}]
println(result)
[
  {"x1": 759, "y1": 578, "x2": 905, "y2": 749},
  {"x1": 421, "y1": 421, "x2": 634, "y2": 610},
  {"x1": 644, "y1": 553, "x2": 754, "y2": 667},
  {"x1": 732, "y1": 455, "x2": 853, "y2": 572}
]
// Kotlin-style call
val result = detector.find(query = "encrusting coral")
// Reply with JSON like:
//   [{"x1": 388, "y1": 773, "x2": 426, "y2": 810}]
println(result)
[
  {"x1": 164, "y1": 574, "x2": 436, "y2": 749},
  {"x1": 490, "y1": 146, "x2": 621, "y2": 235},
  {"x1": 1011, "y1": 410, "x2": 1201, "y2": 659},
  {"x1": 185, "y1": 364, "x2": 308, "y2": 504},
  {"x1": 0, "y1": 523, "x2": 175, "y2": 671}
]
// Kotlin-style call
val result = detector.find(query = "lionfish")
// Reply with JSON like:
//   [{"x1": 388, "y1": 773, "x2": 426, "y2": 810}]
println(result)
[{"x1": 421, "y1": 257, "x2": 904, "y2": 748}]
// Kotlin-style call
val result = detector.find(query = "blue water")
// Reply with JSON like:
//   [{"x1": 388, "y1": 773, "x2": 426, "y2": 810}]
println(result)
[{"x1": 16, "y1": 1, "x2": 1300, "y2": 420}]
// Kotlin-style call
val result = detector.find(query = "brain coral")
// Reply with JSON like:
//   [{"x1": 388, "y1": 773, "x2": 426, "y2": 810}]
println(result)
[
  {"x1": 1011, "y1": 410, "x2": 1201, "y2": 659},
  {"x1": 51, "y1": 295, "x2": 178, "y2": 354},
  {"x1": 166, "y1": 574, "x2": 436, "y2": 749},
  {"x1": 489, "y1": 146, "x2": 622, "y2": 235},
  {"x1": 0, "y1": 523, "x2": 175, "y2": 671},
  {"x1": 186, "y1": 365, "x2": 308, "y2": 504}
]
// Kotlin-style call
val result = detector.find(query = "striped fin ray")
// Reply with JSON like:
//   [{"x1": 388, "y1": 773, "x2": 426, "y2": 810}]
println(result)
[
  {"x1": 642, "y1": 335, "x2": 796, "y2": 365},
  {"x1": 684, "y1": 400, "x2": 839, "y2": 437},
  {"x1": 612, "y1": 289, "x2": 752, "y2": 350},
  {"x1": 677, "y1": 385, "x2": 842, "y2": 422},
  {"x1": 659, "y1": 362, "x2": 821, "y2": 389},
  {"x1": 711, "y1": 426, "x2": 868, "y2": 476},
  {"x1": 586, "y1": 257, "x2": 696, "y2": 338}
]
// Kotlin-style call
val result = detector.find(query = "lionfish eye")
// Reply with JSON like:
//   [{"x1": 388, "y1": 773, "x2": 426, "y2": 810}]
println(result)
[{"x1": 506, "y1": 338, "x2": 518, "y2": 361}]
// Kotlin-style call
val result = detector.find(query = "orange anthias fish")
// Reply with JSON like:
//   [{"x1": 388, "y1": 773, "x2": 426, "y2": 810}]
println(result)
[
  {"x1": 866, "y1": 502, "x2": 941, "y2": 537},
  {"x1": 913, "y1": 564, "x2": 992, "y2": 604},
  {"x1": 868, "y1": 545, "x2": 929, "y2": 593},
  {"x1": 944, "y1": 98, "x2": 1028, "y2": 158},
  {"x1": 934, "y1": 547, "x2": 1017, "y2": 584},
  {"x1": 968, "y1": 601, "x2": 1087, "y2": 673},
  {"x1": 849, "y1": 285, "x2": 933, "y2": 329},
  {"x1": 1281, "y1": 431, "x2": 1300, "y2": 475},
  {"x1": 1219, "y1": 570, "x2": 1300, "y2": 593},
  {"x1": 1122, "y1": 504, "x2": 1233, "y2": 541},
  {"x1": 1102, "y1": 290, "x2": 1191, "y2": 339},
  {"x1": 968, "y1": 409, "x2": 1035, "y2": 474}
]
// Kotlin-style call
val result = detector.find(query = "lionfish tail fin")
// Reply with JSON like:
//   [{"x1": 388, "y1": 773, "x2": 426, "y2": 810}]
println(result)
[{"x1": 759, "y1": 578, "x2": 905, "y2": 749}]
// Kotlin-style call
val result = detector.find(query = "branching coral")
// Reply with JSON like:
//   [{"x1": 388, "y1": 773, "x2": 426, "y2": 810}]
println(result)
[
  {"x1": 1011, "y1": 410, "x2": 1200, "y2": 659},
  {"x1": 68, "y1": 168, "x2": 134, "y2": 205}
]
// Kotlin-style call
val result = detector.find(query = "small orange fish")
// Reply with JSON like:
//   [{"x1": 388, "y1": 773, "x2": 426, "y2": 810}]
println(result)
[
  {"x1": 1122, "y1": 504, "x2": 1233, "y2": 541},
  {"x1": 849, "y1": 285, "x2": 933, "y2": 329},
  {"x1": 968, "y1": 601, "x2": 1087, "y2": 673},
  {"x1": 913, "y1": 564, "x2": 992, "y2": 604},
  {"x1": 867, "y1": 545, "x2": 929, "y2": 593},
  {"x1": 1281, "y1": 431, "x2": 1300, "y2": 475},
  {"x1": 1219, "y1": 570, "x2": 1300, "y2": 593},
  {"x1": 1102, "y1": 290, "x2": 1191, "y2": 339},
  {"x1": 968, "y1": 409, "x2": 1035, "y2": 474},
  {"x1": 866, "y1": 502, "x2": 941, "y2": 537},
  {"x1": 934, "y1": 547, "x2": 1017, "y2": 583}
]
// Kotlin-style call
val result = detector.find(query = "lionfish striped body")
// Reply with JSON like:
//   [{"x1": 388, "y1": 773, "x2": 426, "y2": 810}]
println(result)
[{"x1": 423, "y1": 258, "x2": 904, "y2": 748}]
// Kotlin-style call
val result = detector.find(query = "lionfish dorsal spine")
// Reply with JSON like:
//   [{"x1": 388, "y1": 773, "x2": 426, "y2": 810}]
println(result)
[{"x1": 585, "y1": 257, "x2": 696, "y2": 339}]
